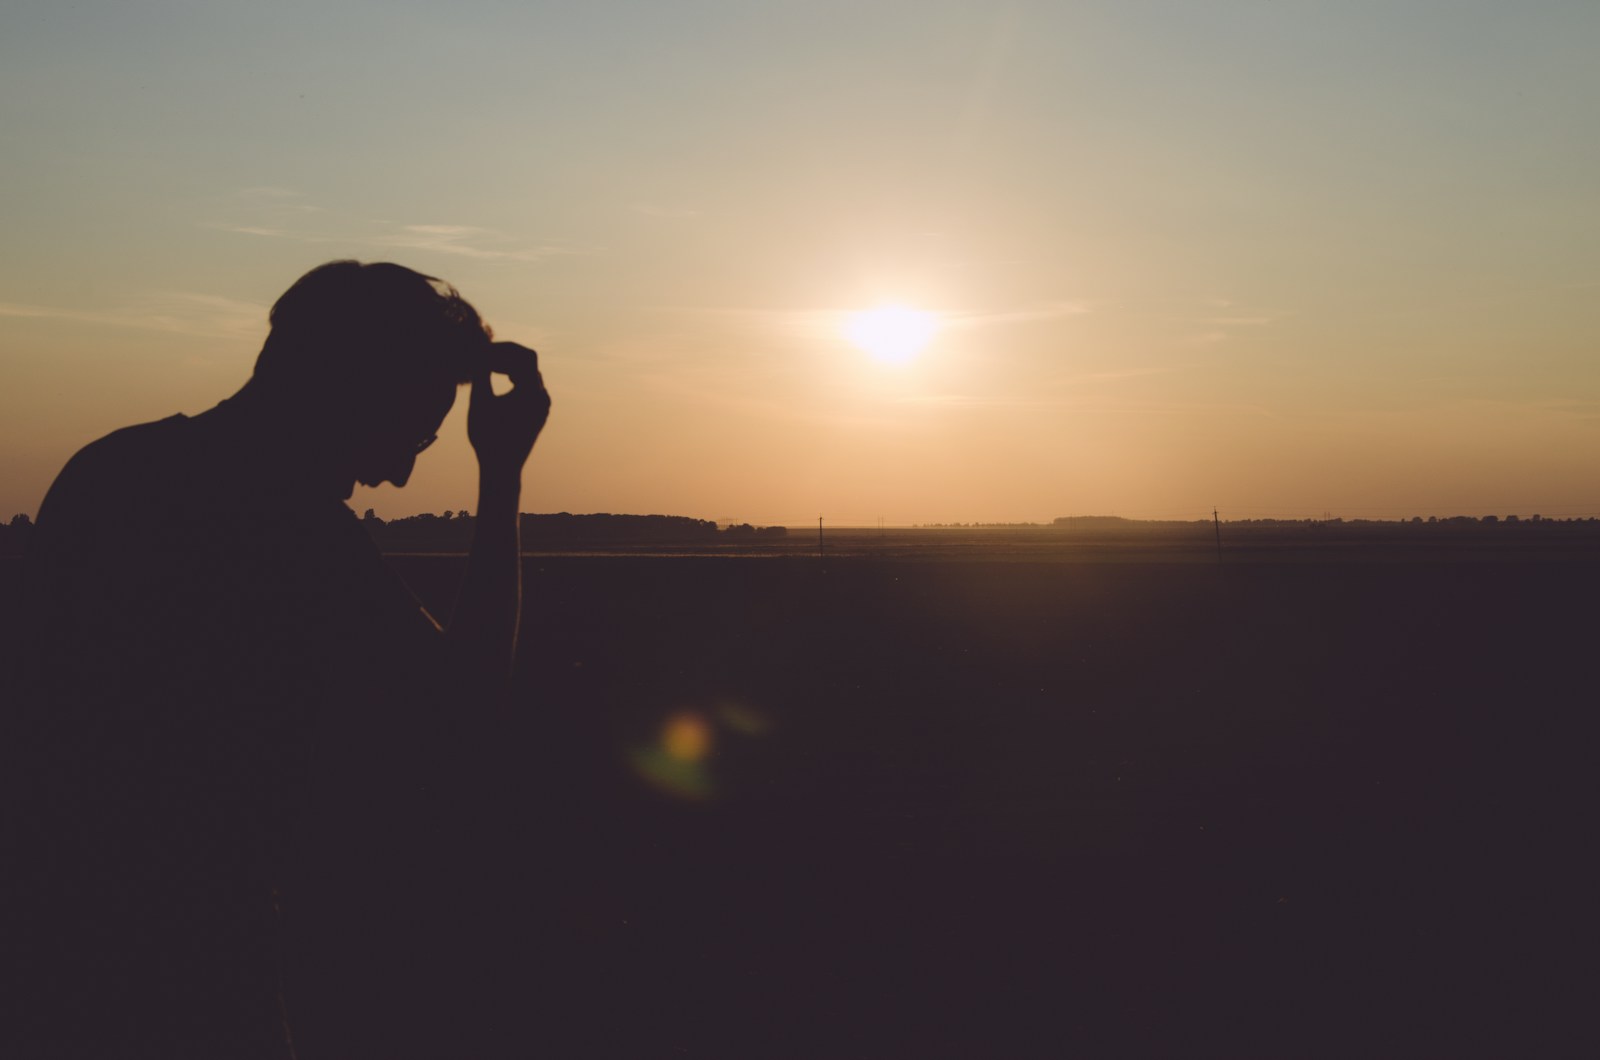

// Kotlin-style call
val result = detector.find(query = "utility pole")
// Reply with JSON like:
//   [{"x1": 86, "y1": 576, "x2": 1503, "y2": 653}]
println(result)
[
  {"x1": 1213, "y1": 507, "x2": 1223, "y2": 564},
  {"x1": 818, "y1": 516, "x2": 824, "y2": 559}
]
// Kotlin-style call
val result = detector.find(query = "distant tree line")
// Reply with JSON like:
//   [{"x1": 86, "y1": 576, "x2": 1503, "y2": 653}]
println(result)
[
  {"x1": 0, "y1": 513, "x2": 32, "y2": 556},
  {"x1": 914, "y1": 514, "x2": 1600, "y2": 534},
  {"x1": 8, "y1": 507, "x2": 1597, "y2": 556},
  {"x1": 1052, "y1": 516, "x2": 1154, "y2": 529},
  {"x1": 363, "y1": 510, "x2": 786, "y2": 552},
  {"x1": 0, "y1": 510, "x2": 786, "y2": 556},
  {"x1": 1210, "y1": 514, "x2": 1600, "y2": 529},
  {"x1": 915, "y1": 521, "x2": 1049, "y2": 529},
  {"x1": 1049, "y1": 514, "x2": 1600, "y2": 530}
]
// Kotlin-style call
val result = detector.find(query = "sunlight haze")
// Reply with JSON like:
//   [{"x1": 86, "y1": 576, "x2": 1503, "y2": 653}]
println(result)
[
  {"x1": 845, "y1": 306, "x2": 940, "y2": 366},
  {"x1": 2, "y1": 0, "x2": 1596, "y2": 524}
]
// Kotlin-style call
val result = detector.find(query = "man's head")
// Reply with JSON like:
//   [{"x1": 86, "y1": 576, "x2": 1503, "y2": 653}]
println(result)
[{"x1": 251, "y1": 261, "x2": 492, "y2": 494}]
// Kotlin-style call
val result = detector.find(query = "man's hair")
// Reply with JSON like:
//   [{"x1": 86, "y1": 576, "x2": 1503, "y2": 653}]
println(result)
[{"x1": 253, "y1": 261, "x2": 491, "y2": 391}]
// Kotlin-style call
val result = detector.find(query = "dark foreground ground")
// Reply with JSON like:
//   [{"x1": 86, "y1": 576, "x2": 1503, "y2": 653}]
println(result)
[
  {"x1": 7, "y1": 534, "x2": 1598, "y2": 1056},
  {"x1": 384, "y1": 540, "x2": 1597, "y2": 1057}
]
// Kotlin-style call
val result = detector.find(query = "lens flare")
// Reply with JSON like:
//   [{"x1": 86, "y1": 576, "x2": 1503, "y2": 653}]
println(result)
[
  {"x1": 662, "y1": 711, "x2": 713, "y2": 762},
  {"x1": 629, "y1": 710, "x2": 717, "y2": 801},
  {"x1": 716, "y1": 702, "x2": 772, "y2": 735}
]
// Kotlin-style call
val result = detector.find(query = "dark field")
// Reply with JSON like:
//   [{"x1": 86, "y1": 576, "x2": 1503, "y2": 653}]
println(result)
[
  {"x1": 8, "y1": 532, "x2": 1599, "y2": 1055},
  {"x1": 395, "y1": 533, "x2": 1596, "y2": 1056}
]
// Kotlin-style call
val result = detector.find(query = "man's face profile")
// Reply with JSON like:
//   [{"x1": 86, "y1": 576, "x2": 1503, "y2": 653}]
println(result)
[{"x1": 345, "y1": 372, "x2": 460, "y2": 495}]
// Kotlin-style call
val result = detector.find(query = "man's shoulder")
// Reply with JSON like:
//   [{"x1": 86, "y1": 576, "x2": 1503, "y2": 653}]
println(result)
[
  {"x1": 78, "y1": 413, "x2": 192, "y2": 462},
  {"x1": 49, "y1": 414, "x2": 191, "y2": 491},
  {"x1": 34, "y1": 415, "x2": 196, "y2": 534}
]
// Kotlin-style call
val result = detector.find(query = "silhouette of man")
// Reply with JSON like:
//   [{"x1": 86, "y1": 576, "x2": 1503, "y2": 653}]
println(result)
[{"x1": 9, "y1": 261, "x2": 549, "y2": 1057}]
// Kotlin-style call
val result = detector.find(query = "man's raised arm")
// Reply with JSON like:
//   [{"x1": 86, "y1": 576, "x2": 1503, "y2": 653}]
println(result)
[{"x1": 446, "y1": 342, "x2": 550, "y2": 690}]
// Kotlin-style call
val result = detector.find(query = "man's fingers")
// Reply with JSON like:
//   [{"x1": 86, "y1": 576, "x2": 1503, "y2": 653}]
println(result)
[
  {"x1": 475, "y1": 344, "x2": 549, "y2": 416},
  {"x1": 483, "y1": 342, "x2": 541, "y2": 385}
]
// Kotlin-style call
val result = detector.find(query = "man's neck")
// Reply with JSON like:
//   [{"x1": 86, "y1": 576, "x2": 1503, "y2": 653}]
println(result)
[{"x1": 197, "y1": 382, "x2": 355, "y2": 503}]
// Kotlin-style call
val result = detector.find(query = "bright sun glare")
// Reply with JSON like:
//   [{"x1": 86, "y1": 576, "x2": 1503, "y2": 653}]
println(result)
[{"x1": 844, "y1": 305, "x2": 938, "y2": 365}]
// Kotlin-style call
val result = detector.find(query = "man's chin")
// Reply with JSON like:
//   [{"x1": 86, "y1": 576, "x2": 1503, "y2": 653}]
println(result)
[{"x1": 350, "y1": 476, "x2": 397, "y2": 496}]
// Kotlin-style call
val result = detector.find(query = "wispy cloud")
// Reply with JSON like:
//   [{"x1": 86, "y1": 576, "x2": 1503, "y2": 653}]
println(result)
[
  {"x1": 0, "y1": 292, "x2": 265, "y2": 341},
  {"x1": 0, "y1": 303, "x2": 59, "y2": 320},
  {"x1": 654, "y1": 299, "x2": 1091, "y2": 336},
  {"x1": 1207, "y1": 315, "x2": 1278, "y2": 327},
  {"x1": 211, "y1": 224, "x2": 302, "y2": 238},
  {"x1": 207, "y1": 188, "x2": 593, "y2": 263},
  {"x1": 622, "y1": 367, "x2": 907, "y2": 430},
  {"x1": 1050, "y1": 365, "x2": 1179, "y2": 384},
  {"x1": 1536, "y1": 397, "x2": 1600, "y2": 422},
  {"x1": 372, "y1": 224, "x2": 586, "y2": 262},
  {"x1": 647, "y1": 306, "x2": 844, "y2": 344},
  {"x1": 944, "y1": 301, "x2": 1090, "y2": 328},
  {"x1": 889, "y1": 393, "x2": 1083, "y2": 410},
  {"x1": 891, "y1": 391, "x2": 1277, "y2": 417},
  {"x1": 1181, "y1": 300, "x2": 1284, "y2": 345}
]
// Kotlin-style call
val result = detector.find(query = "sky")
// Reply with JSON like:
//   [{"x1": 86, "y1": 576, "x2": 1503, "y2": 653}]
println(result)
[{"x1": 2, "y1": 0, "x2": 1596, "y2": 525}]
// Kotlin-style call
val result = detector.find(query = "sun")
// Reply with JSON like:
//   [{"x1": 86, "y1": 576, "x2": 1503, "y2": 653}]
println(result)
[{"x1": 844, "y1": 305, "x2": 938, "y2": 365}]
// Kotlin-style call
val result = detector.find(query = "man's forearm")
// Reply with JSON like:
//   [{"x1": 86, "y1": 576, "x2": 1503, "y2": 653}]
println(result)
[
  {"x1": 452, "y1": 337, "x2": 548, "y2": 691},
  {"x1": 447, "y1": 468, "x2": 522, "y2": 684}
]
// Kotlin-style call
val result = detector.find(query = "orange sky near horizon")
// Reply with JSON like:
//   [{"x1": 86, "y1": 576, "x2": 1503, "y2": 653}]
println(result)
[{"x1": 3, "y1": 1, "x2": 1597, "y2": 526}]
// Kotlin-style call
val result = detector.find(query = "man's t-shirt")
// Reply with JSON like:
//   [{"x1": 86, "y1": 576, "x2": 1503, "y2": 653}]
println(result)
[{"x1": 11, "y1": 410, "x2": 453, "y2": 1057}]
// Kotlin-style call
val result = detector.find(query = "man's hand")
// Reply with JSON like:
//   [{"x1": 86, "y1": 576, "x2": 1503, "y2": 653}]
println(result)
[
  {"x1": 451, "y1": 341, "x2": 547, "y2": 690},
  {"x1": 468, "y1": 342, "x2": 551, "y2": 478}
]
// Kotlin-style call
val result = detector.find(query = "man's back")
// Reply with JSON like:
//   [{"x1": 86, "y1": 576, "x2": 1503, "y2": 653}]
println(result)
[
  {"x1": 13, "y1": 409, "x2": 446, "y2": 1057},
  {"x1": 7, "y1": 260, "x2": 550, "y2": 1057}
]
